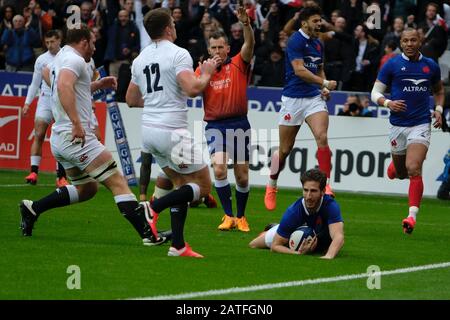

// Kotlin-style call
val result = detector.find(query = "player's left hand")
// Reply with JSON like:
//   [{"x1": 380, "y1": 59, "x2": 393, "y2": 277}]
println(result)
[
  {"x1": 100, "y1": 76, "x2": 117, "y2": 90},
  {"x1": 432, "y1": 110, "x2": 443, "y2": 128},
  {"x1": 321, "y1": 87, "x2": 330, "y2": 101},
  {"x1": 320, "y1": 255, "x2": 333, "y2": 260},
  {"x1": 298, "y1": 236, "x2": 318, "y2": 255}
]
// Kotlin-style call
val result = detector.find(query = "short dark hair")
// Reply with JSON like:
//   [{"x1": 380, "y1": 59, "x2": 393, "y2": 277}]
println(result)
[
  {"x1": 401, "y1": 27, "x2": 419, "y2": 39},
  {"x1": 298, "y1": 5, "x2": 322, "y2": 23},
  {"x1": 385, "y1": 40, "x2": 397, "y2": 51},
  {"x1": 426, "y1": 2, "x2": 439, "y2": 11},
  {"x1": 45, "y1": 29, "x2": 61, "y2": 39},
  {"x1": 65, "y1": 24, "x2": 91, "y2": 44},
  {"x1": 144, "y1": 8, "x2": 172, "y2": 40},
  {"x1": 209, "y1": 30, "x2": 228, "y2": 45},
  {"x1": 301, "y1": 169, "x2": 327, "y2": 191}
]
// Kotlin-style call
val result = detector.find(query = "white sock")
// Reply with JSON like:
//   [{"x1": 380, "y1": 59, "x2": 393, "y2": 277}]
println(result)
[
  {"x1": 269, "y1": 179, "x2": 277, "y2": 188},
  {"x1": 31, "y1": 156, "x2": 41, "y2": 167},
  {"x1": 408, "y1": 206, "x2": 419, "y2": 220}
]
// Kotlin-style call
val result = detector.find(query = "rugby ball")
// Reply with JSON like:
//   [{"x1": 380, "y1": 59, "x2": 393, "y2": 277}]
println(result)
[{"x1": 289, "y1": 226, "x2": 315, "y2": 251}]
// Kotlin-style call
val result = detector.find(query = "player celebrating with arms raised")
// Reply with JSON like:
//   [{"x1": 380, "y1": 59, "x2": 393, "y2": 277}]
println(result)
[
  {"x1": 264, "y1": 5, "x2": 337, "y2": 211},
  {"x1": 371, "y1": 28, "x2": 444, "y2": 234}
]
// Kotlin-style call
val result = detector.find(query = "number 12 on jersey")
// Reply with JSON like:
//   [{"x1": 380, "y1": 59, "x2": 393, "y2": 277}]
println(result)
[{"x1": 143, "y1": 63, "x2": 163, "y2": 93}]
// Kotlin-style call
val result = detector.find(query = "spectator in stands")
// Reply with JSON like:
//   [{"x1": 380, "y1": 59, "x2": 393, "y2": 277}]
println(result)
[
  {"x1": 1, "y1": 14, "x2": 39, "y2": 72},
  {"x1": 123, "y1": 0, "x2": 136, "y2": 21},
  {"x1": 210, "y1": 0, "x2": 238, "y2": 38},
  {"x1": 381, "y1": 17, "x2": 404, "y2": 55},
  {"x1": 338, "y1": 94, "x2": 362, "y2": 117},
  {"x1": 189, "y1": 22, "x2": 215, "y2": 68},
  {"x1": 104, "y1": 9, "x2": 140, "y2": 78},
  {"x1": 80, "y1": 1, "x2": 95, "y2": 28},
  {"x1": 323, "y1": 16, "x2": 353, "y2": 90},
  {"x1": 341, "y1": 0, "x2": 364, "y2": 34},
  {"x1": 406, "y1": 14, "x2": 418, "y2": 29},
  {"x1": 92, "y1": 26, "x2": 106, "y2": 68},
  {"x1": 0, "y1": 5, "x2": 15, "y2": 35},
  {"x1": 392, "y1": 0, "x2": 416, "y2": 22},
  {"x1": 418, "y1": 2, "x2": 448, "y2": 62},
  {"x1": 379, "y1": 40, "x2": 397, "y2": 70},
  {"x1": 263, "y1": 1, "x2": 281, "y2": 45},
  {"x1": 254, "y1": 45, "x2": 285, "y2": 87},
  {"x1": 358, "y1": 94, "x2": 374, "y2": 117},
  {"x1": 173, "y1": 4, "x2": 205, "y2": 49},
  {"x1": 437, "y1": 149, "x2": 450, "y2": 200},
  {"x1": 0, "y1": 4, "x2": 14, "y2": 68},
  {"x1": 229, "y1": 22, "x2": 243, "y2": 57},
  {"x1": 343, "y1": 24, "x2": 380, "y2": 92}
]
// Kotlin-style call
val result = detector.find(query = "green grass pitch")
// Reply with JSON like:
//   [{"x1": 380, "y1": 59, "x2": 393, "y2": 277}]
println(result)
[{"x1": 1, "y1": 169, "x2": 449, "y2": 300}]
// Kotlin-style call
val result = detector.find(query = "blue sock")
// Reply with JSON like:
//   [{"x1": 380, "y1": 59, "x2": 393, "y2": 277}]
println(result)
[
  {"x1": 215, "y1": 179, "x2": 233, "y2": 216},
  {"x1": 236, "y1": 184, "x2": 249, "y2": 218}
]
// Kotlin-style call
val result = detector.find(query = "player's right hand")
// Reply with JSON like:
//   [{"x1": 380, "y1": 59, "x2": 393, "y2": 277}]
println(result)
[
  {"x1": 326, "y1": 80, "x2": 337, "y2": 90},
  {"x1": 387, "y1": 100, "x2": 407, "y2": 112},
  {"x1": 201, "y1": 58, "x2": 219, "y2": 75},
  {"x1": 22, "y1": 104, "x2": 30, "y2": 116},
  {"x1": 71, "y1": 123, "x2": 86, "y2": 148}
]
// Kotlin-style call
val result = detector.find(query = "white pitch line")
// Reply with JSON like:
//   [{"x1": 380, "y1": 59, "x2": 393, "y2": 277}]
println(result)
[
  {"x1": 0, "y1": 184, "x2": 54, "y2": 187},
  {"x1": 131, "y1": 261, "x2": 450, "y2": 300}
]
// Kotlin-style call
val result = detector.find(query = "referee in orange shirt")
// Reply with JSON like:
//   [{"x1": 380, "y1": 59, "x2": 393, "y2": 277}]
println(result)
[{"x1": 195, "y1": 4, "x2": 255, "y2": 232}]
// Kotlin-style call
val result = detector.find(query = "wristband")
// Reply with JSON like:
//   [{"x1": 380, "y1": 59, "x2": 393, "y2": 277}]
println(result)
[
  {"x1": 322, "y1": 79, "x2": 329, "y2": 89},
  {"x1": 383, "y1": 99, "x2": 391, "y2": 108},
  {"x1": 435, "y1": 105, "x2": 444, "y2": 114}
]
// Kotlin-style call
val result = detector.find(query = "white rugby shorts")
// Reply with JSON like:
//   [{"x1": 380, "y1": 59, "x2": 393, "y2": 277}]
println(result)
[
  {"x1": 50, "y1": 130, "x2": 106, "y2": 171},
  {"x1": 264, "y1": 224, "x2": 280, "y2": 249},
  {"x1": 278, "y1": 95, "x2": 328, "y2": 126},
  {"x1": 389, "y1": 123, "x2": 431, "y2": 155},
  {"x1": 35, "y1": 94, "x2": 53, "y2": 124},
  {"x1": 141, "y1": 126, "x2": 207, "y2": 174}
]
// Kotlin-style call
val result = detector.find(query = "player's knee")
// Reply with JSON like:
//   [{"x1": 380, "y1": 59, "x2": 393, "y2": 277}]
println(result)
[
  {"x1": 213, "y1": 165, "x2": 227, "y2": 180},
  {"x1": 156, "y1": 175, "x2": 173, "y2": 189},
  {"x1": 200, "y1": 183, "x2": 211, "y2": 197},
  {"x1": 278, "y1": 146, "x2": 293, "y2": 159},
  {"x1": 34, "y1": 130, "x2": 46, "y2": 142},
  {"x1": 76, "y1": 182, "x2": 98, "y2": 201},
  {"x1": 235, "y1": 176, "x2": 248, "y2": 188},
  {"x1": 406, "y1": 162, "x2": 422, "y2": 177}
]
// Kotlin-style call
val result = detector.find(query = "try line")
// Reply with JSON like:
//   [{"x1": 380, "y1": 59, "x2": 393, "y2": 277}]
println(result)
[{"x1": 130, "y1": 261, "x2": 450, "y2": 300}]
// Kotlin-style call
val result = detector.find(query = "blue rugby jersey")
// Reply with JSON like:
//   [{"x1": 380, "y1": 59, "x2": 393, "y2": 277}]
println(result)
[
  {"x1": 277, "y1": 195, "x2": 343, "y2": 240},
  {"x1": 377, "y1": 53, "x2": 441, "y2": 127},
  {"x1": 282, "y1": 29, "x2": 323, "y2": 98}
]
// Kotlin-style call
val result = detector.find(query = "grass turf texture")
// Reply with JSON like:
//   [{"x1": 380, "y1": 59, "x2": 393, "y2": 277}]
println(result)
[{"x1": 0, "y1": 169, "x2": 449, "y2": 300}]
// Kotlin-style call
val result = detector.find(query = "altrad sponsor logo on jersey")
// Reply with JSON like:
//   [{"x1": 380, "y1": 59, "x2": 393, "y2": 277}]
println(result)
[{"x1": 402, "y1": 79, "x2": 428, "y2": 92}]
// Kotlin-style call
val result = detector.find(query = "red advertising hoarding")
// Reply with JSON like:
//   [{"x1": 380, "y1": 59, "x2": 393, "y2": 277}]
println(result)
[{"x1": 0, "y1": 96, "x2": 106, "y2": 172}]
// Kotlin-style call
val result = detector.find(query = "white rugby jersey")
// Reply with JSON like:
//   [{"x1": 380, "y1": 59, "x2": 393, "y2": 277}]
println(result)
[
  {"x1": 25, "y1": 50, "x2": 58, "y2": 105},
  {"x1": 50, "y1": 45, "x2": 93, "y2": 133},
  {"x1": 130, "y1": 40, "x2": 193, "y2": 129}
]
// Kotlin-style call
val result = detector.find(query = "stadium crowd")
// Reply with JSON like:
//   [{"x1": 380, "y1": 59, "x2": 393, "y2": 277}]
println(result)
[{"x1": 1, "y1": 0, "x2": 449, "y2": 91}]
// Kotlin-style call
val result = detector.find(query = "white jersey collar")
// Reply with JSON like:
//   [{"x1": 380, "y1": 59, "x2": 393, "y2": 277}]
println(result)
[
  {"x1": 299, "y1": 28, "x2": 310, "y2": 40},
  {"x1": 401, "y1": 52, "x2": 423, "y2": 61}
]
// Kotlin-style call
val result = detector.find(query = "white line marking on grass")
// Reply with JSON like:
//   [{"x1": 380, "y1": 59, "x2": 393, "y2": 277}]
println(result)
[
  {"x1": 0, "y1": 184, "x2": 54, "y2": 187},
  {"x1": 131, "y1": 262, "x2": 450, "y2": 300}
]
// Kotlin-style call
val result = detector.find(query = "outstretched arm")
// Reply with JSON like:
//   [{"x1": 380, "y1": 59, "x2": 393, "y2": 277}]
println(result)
[
  {"x1": 236, "y1": 5, "x2": 254, "y2": 63},
  {"x1": 321, "y1": 222, "x2": 344, "y2": 259}
]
